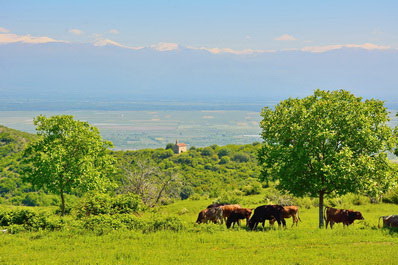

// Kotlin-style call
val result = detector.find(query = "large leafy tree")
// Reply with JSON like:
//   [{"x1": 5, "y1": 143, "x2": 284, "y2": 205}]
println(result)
[
  {"x1": 258, "y1": 89, "x2": 397, "y2": 228},
  {"x1": 23, "y1": 115, "x2": 115, "y2": 215}
]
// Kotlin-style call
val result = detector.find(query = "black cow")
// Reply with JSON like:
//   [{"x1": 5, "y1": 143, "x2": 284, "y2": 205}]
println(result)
[{"x1": 248, "y1": 205, "x2": 286, "y2": 230}]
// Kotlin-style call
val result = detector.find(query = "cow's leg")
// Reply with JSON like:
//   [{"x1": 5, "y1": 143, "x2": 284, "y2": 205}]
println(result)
[
  {"x1": 325, "y1": 219, "x2": 329, "y2": 229},
  {"x1": 330, "y1": 221, "x2": 334, "y2": 229}
]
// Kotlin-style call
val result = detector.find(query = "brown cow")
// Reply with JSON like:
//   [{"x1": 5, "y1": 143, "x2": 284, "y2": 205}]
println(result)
[
  {"x1": 196, "y1": 207, "x2": 223, "y2": 224},
  {"x1": 196, "y1": 209, "x2": 207, "y2": 224},
  {"x1": 269, "y1": 206, "x2": 301, "y2": 227},
  {"x1": 378, "y1": 215, "x2": 398, "y2": 228},
  {"x1": 226, "y1": 208, "x2": 252, "y2": 228},
  {"x1": 220, "y1": 204, "x2": 241, "y2": 223},
  {"x1": 324, "y1": 207, "x2": 364, "y2": 229}
]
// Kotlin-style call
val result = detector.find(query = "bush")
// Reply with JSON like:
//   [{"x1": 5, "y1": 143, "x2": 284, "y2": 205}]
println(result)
[
  {"x1": 0, "y1": 208, "x2": 63, "y2": 232},
  {"x1": 82, "y1": 214, "x2": 145, "y2": 232},
  {"x1": 241, "y1": 182, "x2": 262, "y2": 195},
  {"x1": 179, "y1": 186, "x2": 194, "y2": 200},
  {"x1": 21, "y1": 192, "x2": 59, "y2": 207},
  {"x1": 327, "y1": 193, "x2": 370, "y2": 208},
  {"x1": 232, "y1": 153, "x2": 250, "y2": 163},
  {"x1": 383, "y1": 188, "x2": 398, "y2": 204},
  {"x1": 219, "y1": 156, "x2": 230, "y2": 165},
  {"x1": 263, "y1": 188, "x2": 295, "y2": 206},
  {"x1": 145, "y1": 216, "x2": 185, "y2": 233},
  {"x1": 214, "y1": 192, "x2": 241, "y2": 205},
  {"x1": 76, "y1": 193, "x2": 144, "y2": 218}
]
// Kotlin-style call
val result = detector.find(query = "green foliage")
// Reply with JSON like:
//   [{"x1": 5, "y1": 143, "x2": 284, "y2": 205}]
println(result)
[
  {"x1": 213, "y1": 191, "x2": 241, "y2": 205},
  {"x1": 0, "y1": 126, "x2": 37, "y2": 204},
  {"x1": 259, "y1": 89, "x2": 398, "y2": 227},
  {"x1": 240, "y1": 179, "x2": 262, "y2": 195},
  {"x1": 113, "y1": 143, "x2": 262, "y2": 201},
  {"x1": 232, "y1": 153, "x2": 250, "y2": 163},
  {"x1": 76, "y1": 192, "x2": 144, "y2": 218},
  {"x1": 22, "y1": 115, "x2": 116, "y2": 215},
  {"x1": 0, "y1": 208, "x2": 63, "y2": 231},
  {"x1": 382, "y1": 187, "x2": 398, "y2": 204}
]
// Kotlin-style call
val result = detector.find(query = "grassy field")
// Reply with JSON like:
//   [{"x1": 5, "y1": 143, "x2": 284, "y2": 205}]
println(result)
[{"x1": 1, "y1": 196, "x2": 398, "y2": 264}]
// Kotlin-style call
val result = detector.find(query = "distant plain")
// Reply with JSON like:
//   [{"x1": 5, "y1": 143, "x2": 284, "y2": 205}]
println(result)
[{"x1": 0, "y1": 103, "x2": 396, "y2": 150}]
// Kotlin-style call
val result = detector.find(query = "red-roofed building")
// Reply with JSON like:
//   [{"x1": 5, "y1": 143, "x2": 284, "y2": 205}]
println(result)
[{"x1": 173, "y1": 140, "x2": 187, "y2": 154}]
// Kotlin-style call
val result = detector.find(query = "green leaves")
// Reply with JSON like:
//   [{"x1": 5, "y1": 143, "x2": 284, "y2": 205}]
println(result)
[
  {"x1": 22, "y1": 115, "x2": 116, "y2": 214},
  {"x1": 259, "y1": 89, "x2": 397, "y2": 198}
]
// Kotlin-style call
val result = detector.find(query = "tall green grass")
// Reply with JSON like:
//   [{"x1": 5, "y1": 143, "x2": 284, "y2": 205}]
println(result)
[{"x1": 0, "y1": 197, "x2": 398, "y2": 264}]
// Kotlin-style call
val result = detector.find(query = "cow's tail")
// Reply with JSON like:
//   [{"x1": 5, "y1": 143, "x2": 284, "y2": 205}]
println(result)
[
  {"x1": 323, "y1": 206, "x2": 329, "y2": 223},
  {"x1": 297, "y1": 208, "x2": 302, "y2": 222},
  {"x1": 378, "y1": 216, "x2": 384, "y2": 228}
]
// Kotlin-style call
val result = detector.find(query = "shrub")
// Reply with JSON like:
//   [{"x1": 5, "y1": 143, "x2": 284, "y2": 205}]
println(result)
[
  {"x1": 76, "y1": 193, "x2": 144, "y2": 218},
  {"x1": 383, "y1": 188, "x2": 398, "y2": 204},
  {"x1": 263, "y1": 188, "x2": 295, "y2": 206},
  {"x1": 327, "y1": 193, "x2": 370, "y2": 208},
  {"x1": 232, "y1": 153, "x2": 250, "y2": 163},
  {"x1": 145, "y1": 216, "x2": 185, "y2": 233},
  {"x1": 214, "y1": 192, "x2": 241, "y2": 205},
  {"x1": 179, "y1": 186, "x2": 194, "y2": 200},
  {"x1": 218, "y1": 148, "x2": 230, "y2": 158},
  {"x1": 112, "y1": 193, "x2": 144, "y2": 214},
  {"x1": 219, "y1": 156, "x2": 230, "y2": 165},
  {"x1": 241, "y1": 182, "x2": 262, "y2": 195},
  {"x1": 0, "y1": 208, "x2": 63, "y2": 232},
  {"x1": 82, "y1": 214, "x2": 145, "y2": 232}
]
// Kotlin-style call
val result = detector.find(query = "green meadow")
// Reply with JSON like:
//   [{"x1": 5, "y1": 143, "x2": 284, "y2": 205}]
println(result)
[{"x1": 1, "y1": 196, "x2": 398, "y2": 265}]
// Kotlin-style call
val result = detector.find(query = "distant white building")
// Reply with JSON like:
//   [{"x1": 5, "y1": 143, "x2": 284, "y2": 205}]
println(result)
[{"x1": 173, "y1": 140, "x2": 187, "y2": 154}]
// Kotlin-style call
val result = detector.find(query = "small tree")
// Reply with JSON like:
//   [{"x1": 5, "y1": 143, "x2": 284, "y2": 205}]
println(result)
[
  {"x1": 23, "y1": 115, "x2": 115, "y2": 215},
  {"x1": 258, "y1": 90, "x2": 397, "y2": 228},
  {"x1": 119, "y1": 158, "x2": 181, "y2": 206}
]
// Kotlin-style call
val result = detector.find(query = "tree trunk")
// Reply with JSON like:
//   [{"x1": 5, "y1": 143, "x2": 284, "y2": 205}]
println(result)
[
  {"x1": 60, "y1": 190, "x2": 65, "y2": 216},
  {"x1": 318, "y1": 190, "x2": 325, "y2": 228}
]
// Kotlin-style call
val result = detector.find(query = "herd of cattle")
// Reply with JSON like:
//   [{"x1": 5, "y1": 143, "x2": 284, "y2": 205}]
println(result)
[{"x1": 196, "y1": 203, "x2": 398, "y2": 229}]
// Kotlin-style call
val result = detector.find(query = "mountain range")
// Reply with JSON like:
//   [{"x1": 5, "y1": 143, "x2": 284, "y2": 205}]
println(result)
[{"x1": 1, "y1": 42, "x2": 397, "y2": 109}]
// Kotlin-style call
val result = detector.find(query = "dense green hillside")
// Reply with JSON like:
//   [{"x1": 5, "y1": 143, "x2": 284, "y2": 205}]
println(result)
[
  {"x1": 0, "y1": 125, "x2": 263, "y2": 206},
  {"x1": 0, "y1": 126, "x2": 39, "y2": 204}
]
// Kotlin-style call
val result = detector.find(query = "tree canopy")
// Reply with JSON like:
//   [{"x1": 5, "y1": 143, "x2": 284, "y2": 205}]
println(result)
[
  {"x1": 23, "y1": 115, "x2": 115, "y2": 215},
  {"x1": 258, "y1": 89, "x2": 397, "y2": 227}
]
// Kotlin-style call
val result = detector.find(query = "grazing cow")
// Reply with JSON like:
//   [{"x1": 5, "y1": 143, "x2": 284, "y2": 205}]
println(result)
[
  {"x1": 206, "y1": 206, "x2": 224, "y2": 224},
  {"x1": 269, "y1": 206, "x2": 301, "y2": 227},
  {"x1": 196, "y1": 209, "x2": 208, "y2": 224},
  {"x1": 378, "y1": 215, "x2": 398, "y2": 228},
  {"x1": 226, "y1": 208, "x2": 253, "y2": 228},
  {"x1": 248, "y1": 205, "x2": 286, "y2": 230},
  {"x1": 324, "y1": 207, "x2": 364, "y2": 229},
  {"x1": 220, "y1": 204, "x2": 241, "y2": 223},
  {"x1": 196, "y1": 207, "x2": 223, "y2": 224}
]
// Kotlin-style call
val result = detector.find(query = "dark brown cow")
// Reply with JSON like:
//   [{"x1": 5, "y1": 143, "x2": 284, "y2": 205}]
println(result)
[
  {"x1": 196, "y1": 209, "x2": 207, "y2": 224},
  {"x1": 220, "y1": 204, "x2": 241, "y2": 223},
  {"x1": 226, "y1": 208, "x2": 253, "y2": 228},
  {"x1": 248, "y1": 205, "x2": 286, "y2": 230},
  {"x1": 378, "y1": 215, "x2": 398, "y2": 228},
  {"x1": 269, "y1": 206, "x2": 301, "y2": 227},
  {"x1": 324, "y1": 207, "x2": 364, "y2": 229}
]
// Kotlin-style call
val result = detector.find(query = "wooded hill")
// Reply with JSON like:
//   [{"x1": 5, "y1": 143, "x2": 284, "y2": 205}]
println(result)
[{"x1": 0, "y1": 125, "x2": 263, "y2": 206}]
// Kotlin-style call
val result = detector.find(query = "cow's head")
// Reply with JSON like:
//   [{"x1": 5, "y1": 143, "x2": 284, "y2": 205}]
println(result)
[
  {"x1": 245, "y1": 209, "x2": 253, "y2": 219},
  {"x1": 349, "y1": 211, "x2": 364, "y2": 221}
]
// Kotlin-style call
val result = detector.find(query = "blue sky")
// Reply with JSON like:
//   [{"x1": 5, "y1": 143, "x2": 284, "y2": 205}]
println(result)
[{"x1": 2, "y1": 0, "x2": 397, "y2": 51}]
